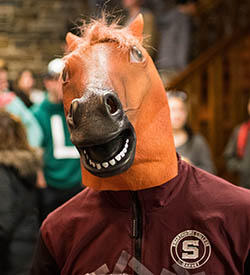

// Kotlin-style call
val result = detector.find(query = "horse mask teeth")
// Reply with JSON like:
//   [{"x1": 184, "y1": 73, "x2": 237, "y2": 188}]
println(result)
[
  {"x1": 62, "y1": 14, "x2": 178, "y2": 191},
  {"x1": 84, "y1": 136, "x2": 130, "y2": 169}
]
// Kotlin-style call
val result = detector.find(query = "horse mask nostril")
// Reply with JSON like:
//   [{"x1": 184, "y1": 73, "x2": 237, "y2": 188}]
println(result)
[
  {"x1": 69, "y1": 104, "x2": 73, "y2": 118},
  {"x1": 105, "y1": 94, "x2": 119, "y2": 115},
  {"x1": 69, "y1": 100, "x2": 80, "y2": 127}
]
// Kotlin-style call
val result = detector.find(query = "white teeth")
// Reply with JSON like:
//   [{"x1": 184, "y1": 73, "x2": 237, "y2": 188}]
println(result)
[
  {"x1": 102, "y1": 162, "x2": 109, "y2": 168},
  {"x1": 85, "y1": 138, "x2": 130, "y2": 169},
  {"x1": 109, "y1": 159, "x2": 116, "y2": 166},
  {"x1": 115, "y1": 154, "x2": 122, "y2": 161},
  {"x1": 114, "y1": 139, "x2": 129, "y2": 161},
  {"x1": 89, "y1": 160, "x2": 95, "y2": 167},
  {"x1": 84, "y1": 150, "x2": 89, "y2": 159}
]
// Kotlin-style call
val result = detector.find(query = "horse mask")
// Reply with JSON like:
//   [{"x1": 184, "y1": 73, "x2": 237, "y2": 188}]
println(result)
[{"x1": 62, "y1": 14, "x2": 177, "y2": 191}]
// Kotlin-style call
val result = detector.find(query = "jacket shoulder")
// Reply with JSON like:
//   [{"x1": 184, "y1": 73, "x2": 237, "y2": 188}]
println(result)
[
  {"x1": 190, "y1": 165, "x2": 250, "y2": 216},
  {"x1": 188, "y1": 165, "x2": 250, "y2": 258},
  {"x1": 40, "y1": 187, "x2": 107, "y2": 267},
  {"x1": 42, "y1": 187, "x2": 99, "y2": 228}
]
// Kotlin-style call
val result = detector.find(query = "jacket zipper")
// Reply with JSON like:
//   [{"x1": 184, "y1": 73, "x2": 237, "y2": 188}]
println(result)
[{"x1": 131, "y1": 191, "x2": 143, "y2": 274}]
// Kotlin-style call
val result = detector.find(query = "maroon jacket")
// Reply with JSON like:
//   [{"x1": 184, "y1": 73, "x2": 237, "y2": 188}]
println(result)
[{"x1": 31, "y1": 159, "x2": 250, "y2": 275}]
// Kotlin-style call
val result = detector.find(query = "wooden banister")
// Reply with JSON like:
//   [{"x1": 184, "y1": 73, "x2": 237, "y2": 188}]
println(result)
[{"x1": 166, "y1": 28, "x2": 250, "y2": 181}]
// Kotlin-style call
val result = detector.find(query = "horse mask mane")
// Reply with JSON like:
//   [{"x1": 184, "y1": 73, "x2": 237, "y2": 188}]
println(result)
[{"x1": 62, "y1": 14, "x2": 177, "y2": 191}]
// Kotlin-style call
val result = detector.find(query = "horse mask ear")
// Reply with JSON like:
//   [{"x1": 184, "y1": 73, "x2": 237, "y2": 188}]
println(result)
[
  {"x1": 66, "y1": 32, "x2": 81, "y2": 51},
  {"x1": 127, "y1": 13, "x2": 144, "y2": 42}
]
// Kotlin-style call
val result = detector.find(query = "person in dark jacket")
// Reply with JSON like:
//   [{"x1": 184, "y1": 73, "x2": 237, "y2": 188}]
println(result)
[
  {"x1": 31, "y1": 15, "x2": 250, "y2": 275},
  {"x1": 167, "y1": 90, "x2": 215, "y2": 174},
  {"x1": 224, "y1": 96, "x2": 250, "y2": 188},
  {"x1": 0, "y1": 110, "x2": 41, "y2": 275},
  {"x1": 155, "y1": 0, "x2": 198, "y2": 85}
]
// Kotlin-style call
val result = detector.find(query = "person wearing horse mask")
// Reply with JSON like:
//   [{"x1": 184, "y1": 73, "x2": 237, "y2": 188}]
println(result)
[{"x1": 31, "y1": 15, "x2": 250, "y2": 275}]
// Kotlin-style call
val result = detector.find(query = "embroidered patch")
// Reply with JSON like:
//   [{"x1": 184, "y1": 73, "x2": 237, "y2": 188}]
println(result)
[{"x1": 170, "y1": 230, "x2": 211, "y2": 269}]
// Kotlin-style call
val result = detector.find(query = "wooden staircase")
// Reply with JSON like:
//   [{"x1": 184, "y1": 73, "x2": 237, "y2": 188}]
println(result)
[{"x1": 166, "y1": 27, "x2": 250, "y2": 182}]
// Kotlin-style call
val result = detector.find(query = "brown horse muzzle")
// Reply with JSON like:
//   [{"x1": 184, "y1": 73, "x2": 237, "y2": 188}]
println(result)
[{"x1": 66, "y1": 88, "x2": 136, "y2": 177}]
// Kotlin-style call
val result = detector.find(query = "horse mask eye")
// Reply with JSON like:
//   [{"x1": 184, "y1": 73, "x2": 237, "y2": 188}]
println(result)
[
  {"x1": 130, "y1": 46, "x2": 145, "y2": 63},
  {"x1": 62, "y1": 68, "x2": 69, "y2": 83}
]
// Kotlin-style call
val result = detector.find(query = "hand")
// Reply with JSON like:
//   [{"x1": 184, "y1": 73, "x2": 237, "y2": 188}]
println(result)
[{"x1": 36, "y1": 169, "x2": 47, "y2": 188}]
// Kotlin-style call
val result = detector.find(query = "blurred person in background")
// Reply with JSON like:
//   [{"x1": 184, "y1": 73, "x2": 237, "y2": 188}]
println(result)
[
  {"x1": 0, "y1": 64, "x2": 43, "y2": 148},
  {"x1": 87, "y1": 0, "x2": 122, "y2": 17},
  {"x1": 14, "y1": 69, "x2": 45, "y2": 108},
  {"x1": 0, "y1": 63, "x2": 10, "y2": 92},
  {"x1": 0, "y1": 110, "x2": 41, "y2": 275},
  {"x1": 122, "y1": 0, "x2": 157, "y2": 58},
  {"x1": 156, "y1": 0, "x2": 198, "y2": 85},
  {"x1": 167, "y1": 90, "x2": 215, "y2": 173},
  {"x1": 147, "y1": 0, "x2": 176, "y2": 14},
  {"x1": 32, "y1": 58, "x2": 83, "y2": 221},
  {"x1": 224, "y1": 96, "x2": 250, "y2": 188}
]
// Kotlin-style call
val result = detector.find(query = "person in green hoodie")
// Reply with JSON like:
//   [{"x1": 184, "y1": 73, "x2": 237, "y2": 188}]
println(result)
[{"x1": 32, "y1": 58, "x2": 83, "y2": 221}]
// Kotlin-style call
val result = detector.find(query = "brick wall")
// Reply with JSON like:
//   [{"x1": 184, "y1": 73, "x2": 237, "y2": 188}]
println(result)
[{"x1": 0, "y1": 0, "x2": 89, "y2": 88}]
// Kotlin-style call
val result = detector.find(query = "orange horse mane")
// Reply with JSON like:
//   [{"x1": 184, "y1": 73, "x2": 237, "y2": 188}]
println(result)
[{"x1": 65, "y1": 16, "x2": 143, "y2": 55}]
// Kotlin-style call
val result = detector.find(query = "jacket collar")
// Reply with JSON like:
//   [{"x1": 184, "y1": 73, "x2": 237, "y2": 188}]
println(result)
[{"x1": 103, "y1": 155, "x2": 188, "y2": 212}]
